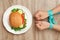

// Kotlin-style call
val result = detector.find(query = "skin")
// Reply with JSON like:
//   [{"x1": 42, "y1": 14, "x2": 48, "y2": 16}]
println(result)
[
  {"x1": 53, "y1": 25, "x2": 60, "y2": 31},
  {"x1": 35, "y1": 21, "x2": 60, "y2": 31},
  {"x1": 34, "y1": 10, "x2": 48, "y2": 20},
  {"x1": 34, "y1": 5, "x2": 60, "y2": 20},
  {"x1": 35, "y1": 21, "x2": 50, "y2": 30},
  {"x1": 34, "y1": 5, "x2": 60, "y2": 31}
]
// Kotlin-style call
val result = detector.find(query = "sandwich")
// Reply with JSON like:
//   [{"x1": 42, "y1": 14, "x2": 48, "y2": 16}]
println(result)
[{"x1": 9, "y1": 8, "x2": 26, "y2": 31}]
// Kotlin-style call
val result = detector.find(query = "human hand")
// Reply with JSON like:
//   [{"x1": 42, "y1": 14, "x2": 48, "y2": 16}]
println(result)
[
  {"x1": 35, "y1": 21, "x2": 50, "y2": 30},
  {"x1": 34, "y1": 10, "x2": 48, "y2": 20}
]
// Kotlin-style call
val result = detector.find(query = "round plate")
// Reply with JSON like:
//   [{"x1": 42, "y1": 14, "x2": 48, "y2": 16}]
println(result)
[{"x1": 3, "y1": 5, "x2": 32, "y2": 34}]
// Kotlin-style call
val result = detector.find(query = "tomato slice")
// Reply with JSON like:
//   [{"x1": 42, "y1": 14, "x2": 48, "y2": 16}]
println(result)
[{"x1": 21, "y1": 13, "x2": 24, "y2": 24}]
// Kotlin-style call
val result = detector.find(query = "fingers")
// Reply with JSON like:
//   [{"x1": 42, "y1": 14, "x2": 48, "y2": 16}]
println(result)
[
  {"x1": 35, "y1": 21, "x2": 43, "y2": 30},
  {"x1": 34, "y1": 10, "x2": 50, "y2": 30},
  {"x1": 34, "y1": 14, "x2": 41, "y2": 20},
  {"x1": 34, "y1": 10, "x2": 41, "y2": 20},
  {"x1": 35, "y1": 21, "x2": 42, "y2": 24},
  {"x1": 35, "y1": 21, "x2": 50, "y2": 30},
  {"x1": 34, "y1": 10, "x2": 48, "y2": 20}
]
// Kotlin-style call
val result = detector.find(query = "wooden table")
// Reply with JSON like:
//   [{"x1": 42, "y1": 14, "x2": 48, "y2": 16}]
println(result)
[{"x1": 0, "y1": 0, "x2": 60, "y2": 40}]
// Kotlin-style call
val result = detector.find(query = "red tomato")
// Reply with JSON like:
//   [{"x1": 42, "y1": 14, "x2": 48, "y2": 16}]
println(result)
[{"x1": 21, "y1": 13, "x2": 24, "y2": 24}]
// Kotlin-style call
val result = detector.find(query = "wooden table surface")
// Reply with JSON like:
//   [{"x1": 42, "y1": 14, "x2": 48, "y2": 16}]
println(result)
[{"x1": 0, "y1": 0, "x2": 60, "y2": 40}]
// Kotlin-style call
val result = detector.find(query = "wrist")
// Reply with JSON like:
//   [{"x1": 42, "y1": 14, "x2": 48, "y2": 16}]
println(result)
[
  {"x1": 52, "y1": 25, "x2": 56, "y2": 29},
  {"x1": 53, "y1": 25, "x2": 59, "y2": 30},
  {"x1": 48, "y1": 24, "x2": 54, "y2": 29},
  {"x1": 53, "y1": 25, "x2": 60, "y2": 31},
  {"x1": 52, "y1": 6, "x2": 60, "y2": 14}
]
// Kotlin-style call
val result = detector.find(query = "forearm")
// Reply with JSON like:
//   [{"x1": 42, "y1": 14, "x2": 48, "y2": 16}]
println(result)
[
  {"x1": 53, "y1": 25, "x2": 60, "y2": 31},
  {"x1": 52, "y1": 5, "x2": 60, "y2": 14}
]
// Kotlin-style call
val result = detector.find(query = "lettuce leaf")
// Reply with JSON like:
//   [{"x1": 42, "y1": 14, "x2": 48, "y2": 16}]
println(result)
[{"x1": 11, "y1": 19, "x2": 26, "y2": 31}]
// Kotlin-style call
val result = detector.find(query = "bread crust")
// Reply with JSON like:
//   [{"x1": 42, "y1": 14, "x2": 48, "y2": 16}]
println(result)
[{"x1": 9, "y1": 12, "x2": 22, "y2": 28}]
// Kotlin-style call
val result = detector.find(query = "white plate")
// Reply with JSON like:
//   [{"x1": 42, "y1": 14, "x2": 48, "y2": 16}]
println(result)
[{"x1": 3, "y1": 5, "x2": 32, "y2": 34}]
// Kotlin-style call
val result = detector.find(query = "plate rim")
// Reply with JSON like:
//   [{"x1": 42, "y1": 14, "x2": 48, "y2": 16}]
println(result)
[{"x1": 3, "y1": 5, "x2": 32, "y2": 34}]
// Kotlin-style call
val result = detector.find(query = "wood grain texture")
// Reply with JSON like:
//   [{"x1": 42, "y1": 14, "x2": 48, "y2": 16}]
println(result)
[{"x1": 0, "y1": 0, "x2": 60, "y2": 40}]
